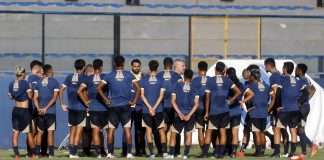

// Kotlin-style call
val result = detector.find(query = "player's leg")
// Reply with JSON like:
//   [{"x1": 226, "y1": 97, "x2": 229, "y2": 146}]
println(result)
[
  {"x1": 289, "y1": 128, "x2": 298, "y2": 157},
  {"x1": 135, "y1": 110, "x2": 146, "y2": 156},
  {"x1": 121, "y1": 105, "x2": 133, "y2": 157},
  {"x1": 168, "y1": 132, "x2": 178, "y2": 158},
  {"x1": 154, "y1": 112, "x2": 167, "y2": 157},
  {"x1": 92, "y1": 127, "x2": 101, "y2": 157},
  {"x1": 47, "y1": 130, "x2": 54, "y2": 157},
  {"x1": 73, "y1": 126, "x2": 84, "y2": 155},
  {"x1": 99, "y1": 131, "x2": 107, "y2": 157},
  {"x1": 107, "y1": 128, "x2": 116, "y2": 156},
  {"x1": 281, "y1": 128, "x2": 290, "y2": 156},
  {"x1": 12, "y1": 131, "x2": 20, "y2": 157},
  {"x1": 146, "y1": 127, "x2": 154, "y2": 156},
  {"x1": 27, "y1": 132, "x2": 36, "y2": 157},
  {"x1": 107, "y1": 107, "x2": 119, "y2": 158},
  {"x1": 231, "y1": 127, "x2": 239, "y2": 157},
  {"x1": 202, "y1": 129, "x2": 212, "y2": 157},
  {"x1": 183, "y1": 131, "x2": 192, "y2": 158},
  {"x1": 260, "y1": 132, "x2": 266, "y2": 155},
  {"x1": 196, "y1": 109, "x2": 206, "y2": 153},
  {"x1": 35, "y1": 117, "x2": 45, "y2": 157},
  {"x1": 230, "y1": 115, "x2": 240, "y2": 157},
  {"x1": 159, "y1": 127, "x2": 168, "y2": 156},
  {"x1": 218, "y1": 128, "x2": 227, "y2": 158},
  {"x1": 183, "y1": 117, "x2": 195, "y2": 159}
]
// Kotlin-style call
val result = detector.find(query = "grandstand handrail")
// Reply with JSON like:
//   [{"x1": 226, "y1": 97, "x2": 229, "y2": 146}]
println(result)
[{"x1": 2, "y1": 10, "x2": 324, "y2": 19}]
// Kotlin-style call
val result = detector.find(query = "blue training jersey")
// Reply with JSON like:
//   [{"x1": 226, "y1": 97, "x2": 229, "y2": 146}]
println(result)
[
  {"x1": 139, "y1": 74, "x2": 165, "y2": 114},
  {"x1": 81, "y1": 73, "x2": 109, "y2": 111},
  {"x1": 228, "y1": 82, "x2": 245, "y2": 117},
  {"x1": 26, "y1": 74, "x2": 40, "y2": 111},
  {"x1": 191, "y1": 75, "x2": 210, "y2": 110},
  {"x1": 8, "y1": 79, "x2": 31, "y2": 102},
  {"x1": 247, "y1": 81, "x2": 271, "y2": 118},
  {"x1": 101, "y1": 70, "x2": 136, "y2": 107},
  {"x1": 205, "y1": 75, "x2": 235, "y2": 115},
  {"x1": 157, "y1": 70, "x2": 182, "y2": 108},
  {"x1": 269, "y1": 71, "x2": 281, "y2": 89},
  {"x1": 172, "y1": 82, "x2": 199, "y2": 116},
  {"x1": 62, "y1": 73, "x2": 87, "y2": 110},
  {"x1": 278, "y1": 75, "x2": 304, "y2": 112},
  {"x1": 298, "y1": 76, "x2": 311, "y2": 106},
  {"x1": 35, "y1": 77, "x2": 60, "y2": 114}
]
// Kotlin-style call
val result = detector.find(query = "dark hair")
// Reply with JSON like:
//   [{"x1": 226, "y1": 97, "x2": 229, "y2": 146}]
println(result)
[
  {"x1": 215, "y1": 61, "x2": 225, "y2": 72},
  {"x1": 283, "y1": 62, "x2": 294, "y2": 74},
  {"x1": 114, "y1": 56, "x2": 125, "y2": 67},
  {"x1": 30, "y1": 60, "x2": 42, "y2": 70},
  {"x1": 198, "y1": 61, "x2": 208, "y2": 71},
  {"x1": 297, "y1": 63, "x2": 308, "y2": 74},
  {"x1": 250, "y1": 68, "x2": 261, "y2": 81},
  {"x1": 184, "y1": 69, "x2": 193, "y2": 79},
  {"x1": 264, "y1": 58, "x2": 276, "y2": 67},
  {"x1": 226, "y1": 67, "x2": 241, "y2": 88},
  {"x1": 242, "y1": 69, "x2": 248, "y2": 75},
  {"x1": 43, "y1": 64, "x2": 52, "y2": 74},
  {"x1": 163, "y1": 57, "x2": 173, "y2": 68},
  {"x1": 247, "y1": 64, "x2": 260, "y2": 72},
  {"x1": 149, "y1": 60, "x2": 159, "y2": 71},
  {"x1": 74, "y1": 59, "x2": 86, "y2": 70},
  {"x1": 93, "y1": 59, "x2": 103, "y2": 70},
  {"x1": 131, "y1": 59, "x2": 141, "y2": 66}
]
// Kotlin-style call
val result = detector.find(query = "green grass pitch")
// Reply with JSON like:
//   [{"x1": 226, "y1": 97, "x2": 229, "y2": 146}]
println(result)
[{"x1": 0, "y1": 145, "x2": 322, "y2": 159}]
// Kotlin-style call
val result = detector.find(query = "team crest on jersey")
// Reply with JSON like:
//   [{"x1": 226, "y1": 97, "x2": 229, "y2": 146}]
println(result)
[
  {"x1": 163, "y1": 71, "x2": 171, "y2": 81},
  {"x1": 290, "y1": 76, "x2": 296, "y2": 86},
  {"x1": 149, "y1": 74, "x2": 157, "y2": 84},
  {"x1": 115, "y1": 70, "x2": 124, "y2": 81},
  {"x1": 257, "y1": 82, "x2": 265, "y2": 91},
  {"x1": 201, "y1": 76, "x2": 207, "y2": 86},
  {"x1": 216, "y1": 76, "x2": 223, "y2": 86},
  {"x1": 93, "y1": 74, "x2": 101, "y2": 84},
  {"x1": 42, "y1": 77, "x2": 48, "y2": 86},
  {"x1": 183, "y1": 82, "x2": 191, "y2": 93},
  {"x1": 13, "y1": 80, "x2": 19, "y2": 91},
  {"x1": 72, "y1": 73, "x2": 79, "y2": 84}
]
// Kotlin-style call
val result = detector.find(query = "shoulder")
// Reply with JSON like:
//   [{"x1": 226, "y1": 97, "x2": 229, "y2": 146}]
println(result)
[{"x1": 100, "y1": 73, "x2": 106, "y2": 78}]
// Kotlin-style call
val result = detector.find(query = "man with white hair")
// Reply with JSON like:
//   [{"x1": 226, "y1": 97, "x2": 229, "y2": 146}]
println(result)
[{"x1": 173, "y1": 59, "x2": 186, "y2": 77}]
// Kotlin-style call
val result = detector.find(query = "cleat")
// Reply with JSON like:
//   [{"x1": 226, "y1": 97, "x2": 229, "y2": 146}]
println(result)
[{"x1": 310, "y1": 144, "x2": 318, "y2": 157}]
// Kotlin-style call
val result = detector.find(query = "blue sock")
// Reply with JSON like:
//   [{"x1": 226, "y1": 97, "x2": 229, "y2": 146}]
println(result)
[
  {"x1": 94, "y1": 145, "x2": 101, "y2": 156},
  {"x1": 232, "y1": 145, "x2": 238, "y2": 154},
  {"x1": 169, "y1": 147, "x2": 175, "y2": 155},
  {"x1": 162, "y1": 143, "x2": 167, "y2": 153},
  {"x1": 35, "y1": 145, "x2": 41, "y2": 156},
  {"x1": 107, "y1": 144, "x2": 114, "y2": 154},
  {"x1": 284, "y1": 142, "x2": 289, "y2": 154},
  {"x1": 203, "y1": 144, "x2": 210, "y2": 156},
  {"x1": 148, "y1": 143, "x2": 154, "y2": 155},
  {"x1": 30, "y1": 147, "x2": 36, "y2": 155},
  {"x1": 290, "y1": 143, "x2": 297, "y2": 155},
  {"x1": 274, "y1": 144, "x2": 280, "y2": 155},
  {"x1": 13, "y1": 146, "x2": 19, "y2": 156},
  {"x1": 299, "y1": 132, "x2": 307, "y2": 154},
  {"x1": 184, "y1": 145, "x2": 191, "y2": 156},
  {"x1": 219, "y1": 145, "x2": 225, "y2": 157},
  {"x1": 127, "y1": 144, "x2": 132, "y2": 154},
  {"x1": 305, "y1": 136, "x2": 313, "y2": 147},
  {"x1": 49, "y1": 145, "x2": 54, "y2": 157}
]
